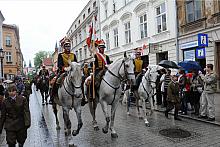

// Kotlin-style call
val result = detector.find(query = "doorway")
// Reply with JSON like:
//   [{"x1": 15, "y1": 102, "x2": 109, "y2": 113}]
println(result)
[{"x1": 156, "y1": 51, "x2": 168, "y2": 64}]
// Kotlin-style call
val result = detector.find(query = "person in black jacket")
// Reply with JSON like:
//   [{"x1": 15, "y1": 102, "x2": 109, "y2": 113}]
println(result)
[{"x1": 0, "y1": 79, "x2": 5, "y2": 110}]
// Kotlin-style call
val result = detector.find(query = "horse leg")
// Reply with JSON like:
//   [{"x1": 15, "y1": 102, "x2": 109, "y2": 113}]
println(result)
[
  {"x1": 100, "y1": 100, "x2": 110, "y2": 134},
  {"x1": 52, "y1": 103, "x2": 60, "y2": 130},
  {"x1": 134, "y1": 90, "x2": 141, "y2": 118},
  {"x1": 45, "y1": 89, "x2": 49, "y2": 105},
  {"x1": 72, "y1": 103, "x2": 83, "y2": 136},
  {"x1": 126, "y1": 90, "x2": 131, "y2": 115},
  {"x1": 110, "y1": 100, "x2": 119, "y2": 138},
  {"x1": 41, "y1": 91, "x2": 45, "y2": 105},
  {"x1": 88, "y1": 99, "x2": 99, "y2": 131},
  {"x1": 142, "y1": 96, "x2": 150, "y2": 127},
  {"x1": 62, "y1": 107, "x2": 71, "y2": 136}
]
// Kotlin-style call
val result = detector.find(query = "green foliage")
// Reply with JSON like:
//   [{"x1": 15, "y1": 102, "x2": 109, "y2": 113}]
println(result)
[{"x1": 33, "y1": 51, "x2": 48, "y2": 70}]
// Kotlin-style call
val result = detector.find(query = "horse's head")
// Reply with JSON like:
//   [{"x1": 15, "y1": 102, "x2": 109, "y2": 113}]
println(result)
[
  {"x1": 68, "y1": 62, "x2": 83, "y2": 98},
  {"x1": 119, "y1": 55, "x2": 135, "y2": 85},
  {"x1": 145, "y1": 65, "x2": 162, "y2": 88}
]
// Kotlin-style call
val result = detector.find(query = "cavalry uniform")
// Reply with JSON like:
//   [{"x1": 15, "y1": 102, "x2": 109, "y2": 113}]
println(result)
[
  {"x1": 39, "y1": 68, "x2": 49, "y2": 77},
  {"x1": 57, "y1": 52, "x2": 77, "y2": 73},
  {"x1": 134, "y1": 54, "x2": 143, "y2": 77}
]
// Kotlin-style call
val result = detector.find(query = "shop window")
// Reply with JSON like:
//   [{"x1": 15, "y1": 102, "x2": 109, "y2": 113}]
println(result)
[{"x1": 216, "y1": 42, "x2": 220, "y2": 90}]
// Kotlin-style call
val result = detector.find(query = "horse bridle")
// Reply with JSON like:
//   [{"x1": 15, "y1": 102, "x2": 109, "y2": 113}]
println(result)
[
  {"x1": 63, "y1": 70, "x2": 82, "y2": 97},
  {"x1": 103, "y1": 58, "x2": 135, "y2": 105},
  {"x1": 141, "y1": 69, "x2": 157, "y2": 97}
]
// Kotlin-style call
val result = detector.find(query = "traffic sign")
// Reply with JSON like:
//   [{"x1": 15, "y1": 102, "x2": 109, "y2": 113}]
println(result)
[
  {"x1": 196, "y1": 48, "x2": 206, "y2": 59},
  {"x1": 198, "y1": 33, "x2": 208, "y2": 47}
]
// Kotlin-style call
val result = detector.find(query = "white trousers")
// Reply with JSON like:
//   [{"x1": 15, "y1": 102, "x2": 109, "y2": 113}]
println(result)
[{"x1": 200, "y1": 92, "x2": 215, "y2": 118}]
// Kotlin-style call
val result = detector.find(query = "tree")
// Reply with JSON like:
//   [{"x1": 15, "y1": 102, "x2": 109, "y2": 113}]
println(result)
[{"x1": 34, "y1": 51, "x2": 48, "y2": 70}]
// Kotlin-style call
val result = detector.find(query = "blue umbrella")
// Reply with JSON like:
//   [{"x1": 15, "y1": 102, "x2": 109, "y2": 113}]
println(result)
[{"x1": 178, "y1": 61, "x2": 202, "y2": 71}]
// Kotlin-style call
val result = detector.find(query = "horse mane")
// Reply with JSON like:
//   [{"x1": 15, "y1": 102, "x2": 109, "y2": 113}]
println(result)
[{"x1": 70, "y1": 62, "x2": 81, "y2": 78}]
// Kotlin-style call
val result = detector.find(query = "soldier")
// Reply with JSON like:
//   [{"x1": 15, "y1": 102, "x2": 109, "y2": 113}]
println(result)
[
  {"x1": 134, "y1": 50, "x2": 144, "y2": 77},
  {"x1": 0, "y1": 84, "x2": 31, "y2": 147},
  {"x1": 51, "y1": 38, "x2": 77, "y2": 100},
  {"x1": 39, "y1": 65, "x2": 49, "y2": 78},
  {"x1": 94, "y1": 43, "x2": 111, "y2": 89}
]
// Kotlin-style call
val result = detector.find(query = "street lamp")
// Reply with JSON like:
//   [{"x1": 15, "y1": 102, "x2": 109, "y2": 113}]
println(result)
[{"x1": 0, "y1": 48, "x2": 5, "y2": 78}]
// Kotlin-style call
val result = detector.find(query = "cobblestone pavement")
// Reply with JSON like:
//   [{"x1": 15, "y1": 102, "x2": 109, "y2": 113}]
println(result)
[{"x1": 1, "y1": 86, "x2": 220, "y2": 147}]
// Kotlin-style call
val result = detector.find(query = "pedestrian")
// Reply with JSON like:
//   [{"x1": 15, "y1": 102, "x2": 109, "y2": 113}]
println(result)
[
  {"x1": 0, "y1": 84, "x2": 31, "y2": 147},
  {"x1": 165, "y1": 75, "x2": 182, "y2": 121},
  {"x1": 23, "y1": 78, "x2": 32, "y2": 103},
  {"x1": 0, "y1": 79, "x2": 5, "y2": 110},
  {"x1": 163, "y1": 69, "x2": 171, "y2": 108},
  {"x1": 190, "y1": 70, "x2": 203, "y2": 115},
  {"x1": 160, "y1": 68, "x2": 167, "y2": 107},
  {"x1": 199, "y1": 64, "x2": 217, "y2": 121}
]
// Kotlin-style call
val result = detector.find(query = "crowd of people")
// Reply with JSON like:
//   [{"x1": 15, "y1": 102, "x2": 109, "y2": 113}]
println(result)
[{"x1": 155, "y1": 64, "x2": 217, "y2": 121}]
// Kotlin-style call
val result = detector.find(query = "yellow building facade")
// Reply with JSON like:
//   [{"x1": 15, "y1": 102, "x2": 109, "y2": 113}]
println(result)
[{"x1": 2, "y1": 24, "x2": 23, "y2": 79}]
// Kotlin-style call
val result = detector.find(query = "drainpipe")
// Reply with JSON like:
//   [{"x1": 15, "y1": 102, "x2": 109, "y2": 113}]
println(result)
[{"x1": 174, "y1": 0, "x2": 179, "y2": 63}]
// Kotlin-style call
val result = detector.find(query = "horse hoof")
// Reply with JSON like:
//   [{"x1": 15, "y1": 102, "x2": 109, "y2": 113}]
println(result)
[
  {"x1": 56, "y1": 126, "x2": 61, "y2": 130},
  {"x1": 102, "y1": 128, "x2": 108, "y2": 134},
  {"x1": 94, "y1": 126, "x2": 99, "y2": 131},
  {"x1": 145, "y1": 123, "x2": 150, "y2": 127},
  {"x1": 69, "y1": 143, "x2": 75, "y2": 147},
  {"x1": 111, "y1": 133, "x2": 118, "y2": 138},
  {"x1": 72, "y1": 130, "x2": 79, "y2": 136}
]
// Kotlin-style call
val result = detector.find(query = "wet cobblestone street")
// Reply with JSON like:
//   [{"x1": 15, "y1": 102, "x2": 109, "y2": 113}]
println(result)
[{"x1": 1, "y1": 86, "x2": 220, "y2": 147}]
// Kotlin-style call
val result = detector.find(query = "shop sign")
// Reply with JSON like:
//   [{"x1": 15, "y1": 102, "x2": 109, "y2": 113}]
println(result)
[
  {"x1": 149, "y1": 43, "x2": 160, "y2": 53},
  {"x1": 180, "y1": 41, "x2": 198, "y2": 49},
  {"x1": 198, "y1": 33, "x2": 208, "y2": 47},
  {"x1": 196, "y1": 48, "x2": 206, "y2": 59}
]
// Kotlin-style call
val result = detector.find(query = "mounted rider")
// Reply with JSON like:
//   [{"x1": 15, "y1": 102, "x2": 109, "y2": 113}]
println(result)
[
  {"x1": 134, "y1": 49, "x2": 144, "y2": 77},
  {"x1": 56, "y1": 37, "x2": 77, "y2": 85},
  {"x1": 94, "y1": 43, "x2": 111, "y2": 89},
  {"x1": 50, "y1": 37, "x2": 77, "y2": 102},
  {"x1": 39, "y1": 65, "x2": 49, "y2": 78}
]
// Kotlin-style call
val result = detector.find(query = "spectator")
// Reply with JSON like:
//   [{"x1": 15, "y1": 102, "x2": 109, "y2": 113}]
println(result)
[
  {"x1": 160, "y1": 68, "x2": 167, "y2": 107},
  {"x1": 163, "y1": 69, "x2": 171, "y2": 108},
  {"x1": 165, "y1": 75, "x2": 181, "y2": 120},
  {"x1": 0, "y1": 84, "x2": 31, "y2": 147},
  {"x1": 178, "y1": 70, "x2": 187, "y2": 115},
  {"x1": 190, "y1": 70, "x2": 203, "y2": 115},
  {"x1": 0, "y1": 79, "x2": 5, "y2": 110},
  {"x1": 156, "y1": 70, "x2": 162, "y2": 105},
  {"x1": 199, "y1": 64, "x2": 217, "y2": 121},
  {"x1": 23, "y1": 78, "x2": 32, "y2": 103}
]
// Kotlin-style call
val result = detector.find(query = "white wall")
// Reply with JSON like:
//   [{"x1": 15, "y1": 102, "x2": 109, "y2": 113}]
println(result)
[{"x1": 100, "y1": 0, "x2": 177, "y2": 63}]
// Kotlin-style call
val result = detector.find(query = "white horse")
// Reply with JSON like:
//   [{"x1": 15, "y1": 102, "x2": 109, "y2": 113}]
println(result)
[
  {"x1": 137, "y1": 65, "x2": 162, "y2": 126},
  {"x1": 98, "y1": 56, "x2": 135, "y2": 138},
  {"x1": 53, "y1": 62, "x2": 83, "y2": 147}
]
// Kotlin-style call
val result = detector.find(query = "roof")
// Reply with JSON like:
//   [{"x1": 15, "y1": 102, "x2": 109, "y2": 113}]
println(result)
[{"x1": 42, "y1": 58, "x2": 53, "y2": 66}]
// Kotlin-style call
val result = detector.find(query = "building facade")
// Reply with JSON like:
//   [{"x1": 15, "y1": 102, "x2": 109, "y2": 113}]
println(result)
[
  {"x1": 67, "y1": 0, "x2": 99, "y2": 63},
  {"x1": 2, "y1": 24, "x2": 23, "y2": 80},
  {"x1": 177, "y1": 0, "x2": 220, "y2": 90},
  {"x1": 99, "y1": 0, "x2": 177, "y2": 65}
]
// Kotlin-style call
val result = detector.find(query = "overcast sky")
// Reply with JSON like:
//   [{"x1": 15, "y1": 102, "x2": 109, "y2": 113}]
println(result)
[{"x1": 0, "y1": 0, "x2": 89, "y2": 66}]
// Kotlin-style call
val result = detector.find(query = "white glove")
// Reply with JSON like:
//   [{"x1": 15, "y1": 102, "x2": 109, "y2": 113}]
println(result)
[{"x1": 64, "y1": 66, "x2": 71, "y2": 71}]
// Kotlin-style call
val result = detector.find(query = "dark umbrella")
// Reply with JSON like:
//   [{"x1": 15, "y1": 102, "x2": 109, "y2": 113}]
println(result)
[
  {"x1": 178, "y1": 60, "x2": 202, "y2": 71},
  {"x1": 158, "y1": 60, "x2": 179, "y2": 69}
]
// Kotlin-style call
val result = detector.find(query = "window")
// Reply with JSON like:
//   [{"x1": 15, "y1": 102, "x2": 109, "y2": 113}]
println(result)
[
  {"x1": 125, "y1": 0, "x2": 131, "y2": 5},
  {"x1": 156, "y1": 3, "x2": 167, "y2": 33},
  {"x1": 105, "y1": 32, "x2": 110, "y2": 50},
  {"x1": 186, "y1": 0, "x2": 202, "y2": 23},
  {"x1": 6, "y1": 36, "x2": 11, "y2": 46},
  {"x1": 113, "y1": 0, "x2": 116, "y2": 13},
  {"x1": 83, "y1": 14, "x2": 85, "y2": 19},
  {"x1": 6, "y1": 52, "x2": 12, "y2": 62},
  {"x1": 88, "y1": 7, "x2": 91, "y2": 14},
  {"x1": 78, "y1": 20, "x2": 80, "y2": 24},
  {"x1": 79, "y1": 32, "x2": 82, "y2": 43},
  {"x1": 79, "y1": 49, "x2": 82, "y2": 61},
  {"x1": 75, "y1": 51, "x2": 78, "y2": 60},
  {"x1": 75, "y1": 24, "x2": 77, "y2": 28},
  {"x1": 75, "y1": 35, "x2": 78, "y2": 45},
  {"x1": 93, "y1": 1, "x2": 96, "y2": 8},
  {"x1": 125, "y1": 22, "x2": 131, "y2": 44},
  {"x1": 104, "y1": 3, "x2": 108, "y2": 19},
  {"x1": 84, "y1": 46, "x2": 87, "y2": 59},
  {"x1": 113, "y1": 28, "x2": 119, "y2": 48},
  {"x1": 139, "y1": 14, "x2": 147, "y2": 39}
]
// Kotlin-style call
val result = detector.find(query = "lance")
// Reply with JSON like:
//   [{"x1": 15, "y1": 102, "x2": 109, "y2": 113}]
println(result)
[{"x1": 91, "y1": 40, "x2": 96, "y2": 99}]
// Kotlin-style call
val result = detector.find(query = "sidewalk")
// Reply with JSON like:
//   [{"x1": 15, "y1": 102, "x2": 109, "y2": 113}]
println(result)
[{"x1": 151, "y1": 93, "x2": 220, "y2": 126}]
